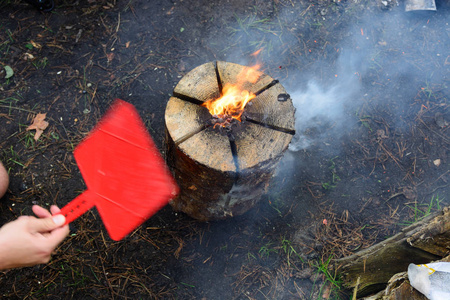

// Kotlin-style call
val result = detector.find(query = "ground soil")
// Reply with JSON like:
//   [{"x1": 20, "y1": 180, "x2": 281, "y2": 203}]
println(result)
[{"x1": 0, "y1": 0, "x2": 449, "y2": 299}]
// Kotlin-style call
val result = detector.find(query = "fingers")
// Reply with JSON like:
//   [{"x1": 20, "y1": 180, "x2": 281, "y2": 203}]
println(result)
[
  {"x1": 27, "y1": 214, "x2": 66, "y2": 234},
  {"x1": 46, "y1": 225, "x2": 70, "y2": 249},
  {"x1": 50, "y1": 205, "x2": 61, "y2": 215},
  {"x1": 33, "y1": 205, "x2": 63, "y2": 218},
  {"x1": 32, "y1": 205, "x2": 52, "y2": 218}
]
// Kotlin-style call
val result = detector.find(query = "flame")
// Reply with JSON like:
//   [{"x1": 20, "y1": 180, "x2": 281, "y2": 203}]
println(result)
[
  {"x1": 202, "y1": 64, "x2": 261, "y2": 125},
  {"x1": 251, "y1": 49, "x2": 263, "y2": 57}
]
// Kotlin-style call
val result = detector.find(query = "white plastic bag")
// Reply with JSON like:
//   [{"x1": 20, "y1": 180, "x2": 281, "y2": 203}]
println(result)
[{"x1": 408, "y1": 262, "x2": 450, "y2": 300}]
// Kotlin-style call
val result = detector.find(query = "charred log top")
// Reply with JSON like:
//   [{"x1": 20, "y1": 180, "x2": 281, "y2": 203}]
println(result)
[{"x1": 165, "y1": 61, "x2": 295, "y2": 173}]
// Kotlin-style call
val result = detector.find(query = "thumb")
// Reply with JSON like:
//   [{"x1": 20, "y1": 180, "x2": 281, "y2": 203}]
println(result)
[{"x1": 28, "y1": 214, "x2": 66, "y2": 233}]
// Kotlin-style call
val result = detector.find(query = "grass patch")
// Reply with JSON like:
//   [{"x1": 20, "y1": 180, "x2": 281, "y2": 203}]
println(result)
[
  {"x1": 258, "y1": 242, "x2": 277, "y2": 258},
  {"x1": 311, "y1": 255, "x2": 343, "y2": 300},
  {"x1": 322, "y1": 156, "x2": 341, "y2": 190},
  {"x1": 399, "y1": 194, "x2": 442, "y2": 226},
  {"x1": 228, "y1": 12, "x2": 283, "y2": 57},
  {"x1": 32, "y1": 57, "x2": 49, "y2": 69},
  {"x1": 281, "y1": 237, "x2": 304, "y2": 266},
  {"x1": 4, "y1": 145, "x2": 24, "y2": 167}
]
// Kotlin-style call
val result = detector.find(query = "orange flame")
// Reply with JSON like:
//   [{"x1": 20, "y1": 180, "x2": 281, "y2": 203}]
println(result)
[
  {"x1": 202, "y1": 64, "x2": 261, "y2": 125},
  {"x1": 251, "y1": 49, "x2": 263, "y2": 57}
]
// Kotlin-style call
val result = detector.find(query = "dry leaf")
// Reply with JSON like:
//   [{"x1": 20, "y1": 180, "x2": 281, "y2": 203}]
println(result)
[
  {"x1": 23, "y1": 53, "x2": 35, "y2": 61},
  {"x1": 30, "y1": 40, "x2": 42, "y2": 49},
  {"x1": 27, "y1": 113, "x2": 49, "y2": 141},
  {"x1": 106, "y1": 52, "x2": 114, "y2": 63},
  {"x1": 322, "y1": 282, "x2": 332, "y2": 299}
]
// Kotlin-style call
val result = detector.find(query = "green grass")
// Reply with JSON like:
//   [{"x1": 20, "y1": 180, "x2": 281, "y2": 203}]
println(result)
[
  {"x1": 399, "y1": 194, "x2": 442, "y2": 226},
  {"x1": 281, "y1": 237, "x2": 304, "y2": 266},
  {"x1": 322, "y1": 156, "x2": 341, "y2": 190},
  {"x1": 228, "y1": 12, "x2": 283, "y2": 56},
  {"x1": 5, "y1": 145, "x2": 24, "y2": 167},
  {"x1": 0, "y1": 96, "x2": 19, "y2": 105},
  {"x1": 311, "y1": 255, "x2": 343, "y2": 300},
  {"x1": 32, "y1": 57, "x2": 49, "y2": 69},
  {"x1": 18, "y1": 130, "x2": 36, "y2": 149},
  {"x1": 59, "y1": 263, "x2": 91, "y2": 288},
  {"x1": 358, "y1": 115, "x2": 373, "y2": 132},
  {"x1": 247, "y1": 251, "x2": 257, "y2": 261},
  {"x1": 420, "y1": 80, "x2": 435, "y2": 99},
  {"x1": 180, "y1": 282, "x2": 195, "y2": 288},
  {"x1": 231, "y1": 14, "x2": 274, "y2": 36},
  {"x1": 258, "y1": 242, "x2": 277, "y2": 258},
  {"x1": 322, "y1": 182, "x2": 335, "y2": 190},
  {"x1": 267, "y1": 196, "x2": 283, "y2": 216},
  {"x1": 6, "y1": 28, "x2": 14, "y2": 42}
]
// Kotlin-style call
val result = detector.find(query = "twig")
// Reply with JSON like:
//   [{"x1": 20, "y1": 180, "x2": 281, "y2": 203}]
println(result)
[
  {"x1": 115, "y1": 12, "x2": 121, "y2": 33},
  {"x1": 100, "y1": 257, "x2": 116, "y2": 300}
]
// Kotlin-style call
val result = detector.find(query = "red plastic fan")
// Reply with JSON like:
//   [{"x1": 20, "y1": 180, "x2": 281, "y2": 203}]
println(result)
[{"x1": 58, "y1": 99, "x2": 178, "y2": 241}]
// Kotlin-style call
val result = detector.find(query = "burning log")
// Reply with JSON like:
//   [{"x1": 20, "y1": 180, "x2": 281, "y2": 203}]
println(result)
[{"x1": 164, "y1": 61, "x2": 295, "y2": 221}]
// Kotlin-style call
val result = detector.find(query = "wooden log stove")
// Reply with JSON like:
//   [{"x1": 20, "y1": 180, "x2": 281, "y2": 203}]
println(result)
[{"x1": 165, "y1": 61, "x2": 295, "y2": 221}]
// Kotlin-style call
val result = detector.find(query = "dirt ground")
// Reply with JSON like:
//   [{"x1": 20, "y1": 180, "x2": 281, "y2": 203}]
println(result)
[{"x1": 0, "y1": 0, "x2": 449, "y2": 299}]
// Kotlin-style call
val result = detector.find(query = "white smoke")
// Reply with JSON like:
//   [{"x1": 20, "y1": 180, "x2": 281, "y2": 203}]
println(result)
[
  {"x1": 288, "y1": 78, "x2": 359, "y2": 151},
  {"x1": 288, "y1": 49, "x2": 363, "y2": 151}
]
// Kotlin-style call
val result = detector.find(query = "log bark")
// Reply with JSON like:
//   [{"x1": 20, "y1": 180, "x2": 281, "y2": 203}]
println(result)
[
  {"x1": 362, "y1": 255, "x2": 450, "y2": 300},
  {"x1": 335, "y1": 206, "x2": 450, "y2": 297},
  {"x1": 165, "y1": 61, "x2": 295, "y2": 221}
]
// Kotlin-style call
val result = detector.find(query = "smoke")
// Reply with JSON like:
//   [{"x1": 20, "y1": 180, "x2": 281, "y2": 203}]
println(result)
[
  {"x1": 200, "y1": 3, "x2": 449, "y2": 155},
  {"x1": 288, "y1": 51, "x2": 363, "y2": 151},
  {"x1": 285, "y1": 6, "x2": 449, "y2": 152}
]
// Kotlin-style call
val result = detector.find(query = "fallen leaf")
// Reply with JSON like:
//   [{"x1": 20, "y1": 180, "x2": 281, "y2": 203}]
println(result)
[
  {"x1": 322, "y1": 282, "x2": 332, "y2": 299},
  {"x1": 23, "y1": 53, "x2": 35, "y2": 61},
  {"x1": 27, "y1": 113, "x2": 49, "y2": 141},
  {"x1": 106, "y1": 52, "x2": 114, "y2": 63},
  {"x1": 166, "y1": 6, "x2": 175, "y2": 15},
  {"x1": 30, "y1": 40, "x2": 42, "y2": 49},
  {"x1": 4, "y1": 66, "x2": 14, "y2": 79}
]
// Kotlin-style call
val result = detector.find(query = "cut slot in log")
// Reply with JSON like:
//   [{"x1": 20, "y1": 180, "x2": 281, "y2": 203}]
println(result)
[{"x1": 165, "y1": 61, "x2": 295, "y2": 221}]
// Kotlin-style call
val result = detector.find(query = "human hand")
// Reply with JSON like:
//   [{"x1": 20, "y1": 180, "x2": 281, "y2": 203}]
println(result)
[{"x1": 0, "y1": 205, "x2": 69, "y2": 270}]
